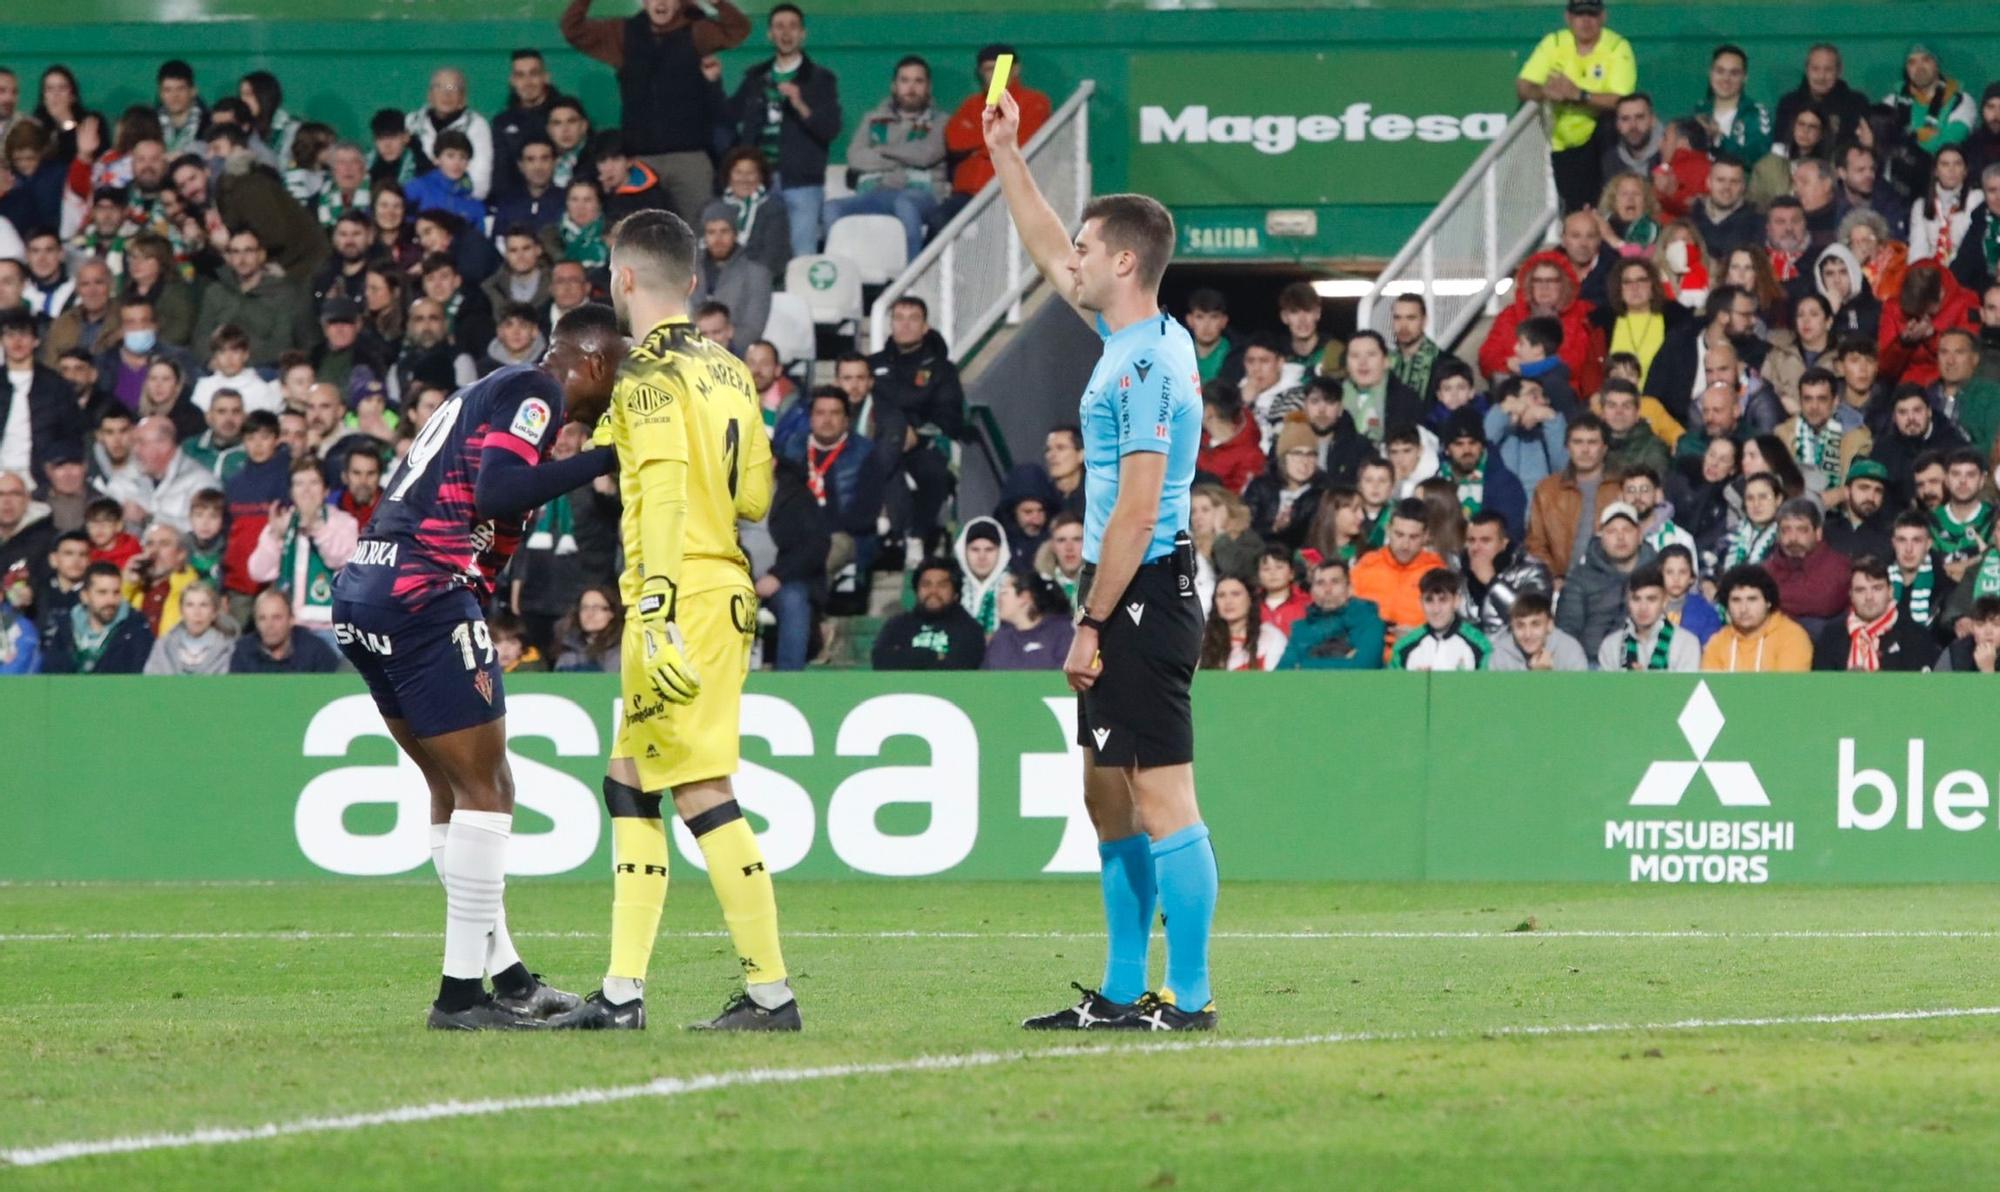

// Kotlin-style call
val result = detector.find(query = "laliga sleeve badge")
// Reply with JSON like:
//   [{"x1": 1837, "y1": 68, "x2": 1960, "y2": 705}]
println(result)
[
  {"x1": 473, "y1": 668, "x2": 495, "y2": 705},
  {"x1": 511, "y1": 397, "x2": 552, "y2": 443}
]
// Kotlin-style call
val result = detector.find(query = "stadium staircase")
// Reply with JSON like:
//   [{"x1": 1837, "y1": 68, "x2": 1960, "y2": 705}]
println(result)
[
  {"x1": 868, "y1": 80, "x2": 1100, "y2": 525},
  {"x1": 1357, "y1": 103, "x2": 1561, "y2": 357}
]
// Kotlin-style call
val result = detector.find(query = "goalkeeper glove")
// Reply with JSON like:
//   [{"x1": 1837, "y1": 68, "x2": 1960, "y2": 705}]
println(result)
[
  {"x1": 591, "y1": 410, "x2": 614, "y2": 449},
  {"x1": 636, "y1": 577, "x2": 700, "y2": 705}
]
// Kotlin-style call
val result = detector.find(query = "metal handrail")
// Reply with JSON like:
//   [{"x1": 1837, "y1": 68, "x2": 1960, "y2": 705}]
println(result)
[
  {"x1": 1357, "y1": 103, "x2": 1558, "y2": 345},
  {"x1": 867, "y1": 81, "x2": 1097, "y2": 354}
]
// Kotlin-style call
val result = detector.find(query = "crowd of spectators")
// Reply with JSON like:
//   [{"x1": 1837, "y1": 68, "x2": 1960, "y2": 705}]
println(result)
[
  {"x1": 0, "y1": 5, "x2": 1064, "y2": 675},
  {"x1": 11, "y1": 3, "x2": 2000, "y2": 678},
  {"x1": 1127, "y1": 3, "x2": 2000, "y2": 674}
]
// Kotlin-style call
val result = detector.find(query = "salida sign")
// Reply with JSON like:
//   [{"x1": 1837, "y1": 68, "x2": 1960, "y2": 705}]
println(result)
[{"x1": 1126, "y1": 50, "x2": 1519, "y2": 206}]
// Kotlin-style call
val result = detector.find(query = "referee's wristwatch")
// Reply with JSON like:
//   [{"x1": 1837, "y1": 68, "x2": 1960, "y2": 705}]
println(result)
[{"x1": 1076, "y1": 610, "x2": 1108, "y2": 632}]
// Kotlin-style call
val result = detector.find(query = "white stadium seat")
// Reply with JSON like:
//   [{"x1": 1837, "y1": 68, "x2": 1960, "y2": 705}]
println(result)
[
  {"x1": 764, "y1": 291, "x2": 816, "y2": 367},
  {"x1": 784, "y1": 254, "x2": 865, "y2": 326},
  {"x1": 823, "y1": 214, "x2": 908, "y2": 285}
]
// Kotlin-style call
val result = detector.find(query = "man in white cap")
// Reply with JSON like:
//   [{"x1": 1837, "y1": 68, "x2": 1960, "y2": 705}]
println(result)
[{"x1": 1557, "y1": 499, "x2": 1657, "y2": 663}]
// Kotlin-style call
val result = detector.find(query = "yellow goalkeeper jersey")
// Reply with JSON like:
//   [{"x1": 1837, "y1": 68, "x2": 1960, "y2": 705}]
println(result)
[{"x1": 611, "y1": 316, "x2": 773, "y2": 607}]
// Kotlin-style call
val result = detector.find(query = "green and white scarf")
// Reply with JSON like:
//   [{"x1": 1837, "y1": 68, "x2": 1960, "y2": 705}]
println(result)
[
  {"x1": 721, "y1": 187, "x2": 769, "y2": 239},
  {"x1": 1392, "y1": 338, "x2": 1440, "y2": 398},
  {"x1": 1453, "y1": 455, "x2": 1486, "y2": 520},
  {"x1": 1724, "y1": 520, "x2": 1778, "y2": 569},
  {"x1": 553, "y1": 145, "x2": 583, "y2": 189},
  {"x1": 66, "y1": 602, "x2": 128, "y2": 673},
  {"x1": 1620, "y1": 619, "x2": 1677, "y2": 671},
  {"x1": 527, "y1": 495, "x2": 576, "y2": 555},
  {"x1": 1975, "y1": 552, "x2": 2000, "y2": 599},
  {"x1": 1643, "y1": 518, "x2": 1686, "y2": 554},
  {"x1": 1790, "y1": 415, "x2": 1843, "y2": 490},
  {"x1": 1364, "y1": 507, "x2": 1388, "y2": 549},
  {"x1": 368, "y1": 148, "x2": 418, "y2": 186},
  {"x1": 561, "y1": 216, "x2": 607, "y2": 268},
  {"x1": 1984, "y1": 209, "x2": 2000, "y2": 275},
  {"x1": 314, "y1": 185, "x2": 371, "y2": 233},
  {"x1": 1893, "y1": 559, "x2": 1938, "y2": 624},
  {"x1": 277, "y1": 514, "x2": 337, "y2": 621},
  {"x1": 1932, "y1": 502, "x2": 1996, "y2": 563}
]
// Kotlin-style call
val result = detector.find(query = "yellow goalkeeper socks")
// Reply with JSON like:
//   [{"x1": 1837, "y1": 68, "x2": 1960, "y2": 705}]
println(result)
[
  {"x1": 604, "y1": 778, "x2": 668, "y2": 1003},
  {"x1": 687, "y1": 801, "x2": 789, "y2": 993}
]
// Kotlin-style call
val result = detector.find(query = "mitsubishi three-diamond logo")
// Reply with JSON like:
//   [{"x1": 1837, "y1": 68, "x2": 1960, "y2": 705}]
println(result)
[{"x1": 1628, "y1": 682, "x2": 1769, "y2": 807}]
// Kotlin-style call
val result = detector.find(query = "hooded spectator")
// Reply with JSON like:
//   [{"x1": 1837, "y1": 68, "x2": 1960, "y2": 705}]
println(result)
[
  {"x1": 1702, "y1": 563, "x2": 1812, "y2": 671},
  {"x1": 953, "y1": 515, "x2": 1009, "y2": 634},
  {"x1": 1478, "y1": 249, "x2": 1602, "y2": 398}
]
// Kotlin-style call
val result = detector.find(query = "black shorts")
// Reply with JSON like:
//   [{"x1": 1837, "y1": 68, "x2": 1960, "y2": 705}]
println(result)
[
  {"x1": 1074, "y1": 534, "x2": 1202, "y2": 768},
  {"x1": 332, "y1": 589, "x2": 506, "y2": 740}
]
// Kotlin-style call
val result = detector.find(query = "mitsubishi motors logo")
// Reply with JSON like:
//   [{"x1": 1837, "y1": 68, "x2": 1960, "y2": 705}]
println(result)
[
  {"x1": 1605, "y1": 682, "x2": 1792, "y2": 884},
  {"x1": 1628, "y1": 682, "x2": 1770, "y2": 808}
]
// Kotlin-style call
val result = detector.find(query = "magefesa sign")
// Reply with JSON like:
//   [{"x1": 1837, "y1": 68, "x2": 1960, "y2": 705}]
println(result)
[{"x1": 1127, "y1": 50, "x2": 1518, "y2": 206}]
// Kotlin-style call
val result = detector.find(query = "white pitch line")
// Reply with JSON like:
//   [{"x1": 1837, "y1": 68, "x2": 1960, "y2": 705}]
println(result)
[
  {"x1": 5, "y1": 1004, "x2": 1997, "y2": 1170},
  {"x1": 8, "y1": 928, "x2": 2000, "y2": 944}
]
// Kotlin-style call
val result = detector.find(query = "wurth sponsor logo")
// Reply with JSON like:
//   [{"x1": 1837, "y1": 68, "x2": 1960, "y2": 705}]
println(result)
[{"x1": 1605, "y1": 684, "x2": 1794, "y2": 884}]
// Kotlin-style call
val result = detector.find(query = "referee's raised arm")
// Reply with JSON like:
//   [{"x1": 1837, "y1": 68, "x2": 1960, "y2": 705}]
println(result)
[{"x1": 982, "y1": 89, "x2": 1091, "y2": 324}]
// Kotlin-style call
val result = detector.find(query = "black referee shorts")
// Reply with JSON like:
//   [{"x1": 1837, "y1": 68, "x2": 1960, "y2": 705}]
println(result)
[{"x1": 1074, "y1": 533, "x2": 1203, "y2": 768}]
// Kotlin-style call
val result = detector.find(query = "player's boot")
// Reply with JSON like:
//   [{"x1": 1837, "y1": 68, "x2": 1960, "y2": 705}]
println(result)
[
  {"x1": 493, "y1": 973, "x2": 583, "y2": 1020},
  {"x1": 1021, "y1": 982, "x2": 1140, "y2": 1030},
  {"x1": 1111, "y1": 991, "x2": 1217, "y2": 1032},
  {"x1": 689, "y1": 991, "x2": 802, "y2": 1032},
  {"x1": 545, "y1": 990, "x2": 647, "y2": 1030},
  {"x1": 425, "y1": 997, "x2": 544, "y2": 1031}
]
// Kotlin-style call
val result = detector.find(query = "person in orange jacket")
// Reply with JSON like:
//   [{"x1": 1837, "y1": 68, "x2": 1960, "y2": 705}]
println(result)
[
  {"x1": 1701, "y1": 563, "x2": 1814, "y2": 671},
  {"x1": 929, "y1": 44, "x2": 1051, "y2": 238},
  {"x1": 1350, "y1": 496, "x2": 1446, "y2": 656}
]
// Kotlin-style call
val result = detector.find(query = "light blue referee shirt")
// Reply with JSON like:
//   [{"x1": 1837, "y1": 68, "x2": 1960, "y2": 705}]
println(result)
[{"x1": 1078, "y1": 313, "x2": 1202, "y2": 564}]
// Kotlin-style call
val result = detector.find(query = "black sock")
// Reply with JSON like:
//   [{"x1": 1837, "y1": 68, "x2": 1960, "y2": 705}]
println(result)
[
  {"x1": 435, "y1": 975, "x2": 484, "y2": 1013},
  {"x1": 491, "y1": 962, "x2": 535, "y2": 999}
]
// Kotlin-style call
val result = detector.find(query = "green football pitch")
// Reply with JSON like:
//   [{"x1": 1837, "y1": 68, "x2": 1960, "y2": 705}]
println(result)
[{"x1": 8, "y1": 879, "x2": 2000, "y2": 1188}]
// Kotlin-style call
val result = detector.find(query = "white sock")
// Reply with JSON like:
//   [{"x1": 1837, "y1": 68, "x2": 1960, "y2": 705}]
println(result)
[
  {"x1": 746, "y1": 979, "x2": 792, "y2": 1010},
  {"x1": 604, "y1": 976, "x2": 645, "y2": 1005},
  {"x1": 487, "y1": 903, "x2": 523, "y2": 977},
  {"x1": 435, "y1": 820, "x2": 519, "y2": 977},
  {"x1": 442, "y1": 809, "x2": 510, "y2": 981}
]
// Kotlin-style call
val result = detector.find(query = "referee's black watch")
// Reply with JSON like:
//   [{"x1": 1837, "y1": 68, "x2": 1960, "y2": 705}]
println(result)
[{"x1": 1076, "y1": 610, "x2": 1108, "y2": 632}]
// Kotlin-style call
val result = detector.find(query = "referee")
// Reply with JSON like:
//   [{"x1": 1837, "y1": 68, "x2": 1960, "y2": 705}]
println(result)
[{"x1": 984, "y1": 90, "x2": 1217, "y2": 1032}]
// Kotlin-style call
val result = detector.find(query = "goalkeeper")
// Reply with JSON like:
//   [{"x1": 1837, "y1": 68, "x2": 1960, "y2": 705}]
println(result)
[{"x1": 549, "y1": 210, "x2": 795, "y2": 1033}]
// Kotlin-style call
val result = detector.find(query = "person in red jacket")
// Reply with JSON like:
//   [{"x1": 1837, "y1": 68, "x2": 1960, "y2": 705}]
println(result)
[
  {"x1": 1650, "y1": 119, "x2": 1712, "y2": 223},
  {"x1": 1479, "y1": 249, "x2": 1604, "y2": 399},
  {"x1": 1197, "y1": 379, "x2": 1265, "y2": 495},
  {"x1": 931, "y1": 44, "x2": 1051, "y2": 236},
  {"x1": 1765, "y1": 498, "x2": 1853, "y2": 630},
  {"x1": 1254, "y1": 544, "x2": 1311, "y2": 637},
  {"x1": 1879, "y1": 260, "x2": 1980, "y2": 386}
]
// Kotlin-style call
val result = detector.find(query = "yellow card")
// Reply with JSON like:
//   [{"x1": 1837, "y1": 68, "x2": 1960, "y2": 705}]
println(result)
[{"x1": 985, "y1": 54, "x2": 1014, "y2": 107}]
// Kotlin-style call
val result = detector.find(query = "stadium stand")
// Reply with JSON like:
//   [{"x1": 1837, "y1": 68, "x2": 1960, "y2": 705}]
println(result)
[{"x1": 8, "y1": 0, "x2": 2000, "y2": 675}]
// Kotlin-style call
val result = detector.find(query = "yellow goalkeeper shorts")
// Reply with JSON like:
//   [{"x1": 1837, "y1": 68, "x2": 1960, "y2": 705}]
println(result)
[{"x1": 612, "y1": 583, "x2": 757, "y2": 792}]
